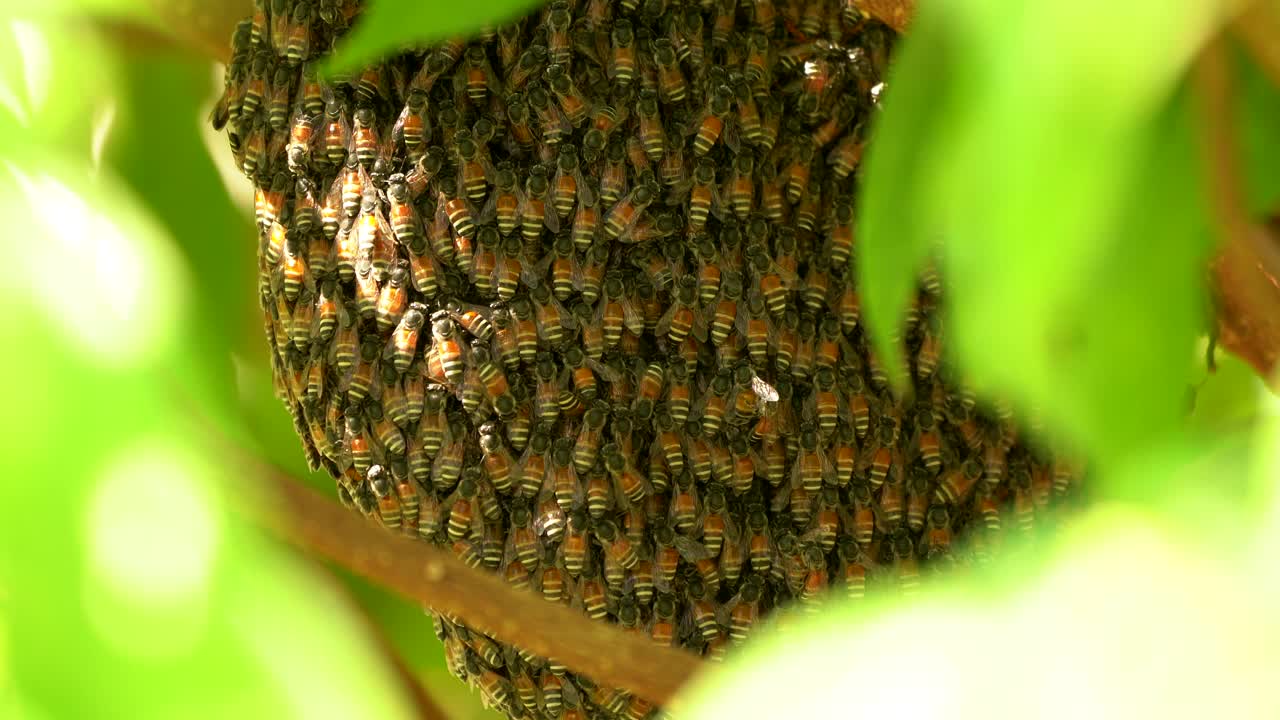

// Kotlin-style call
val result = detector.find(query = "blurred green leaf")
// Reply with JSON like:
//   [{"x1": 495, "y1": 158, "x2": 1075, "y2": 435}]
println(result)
[
  {"x1": 1188, "y1": 343, "x2": 1264, "y2": 435},
  {"x1": 860, "y1": 0, "x2": 1219, "y2": 475},
  {"x1": 0, "y1": 155, "x2": 416, "y2": 720},
  {"x1": 104, "y1": 50, "x2": 252, "y2": 422},
  {"x1": 679, "y1": 502, "x2": 1280, "y2": 720},
  {"x1": 854, "y1": 2, "x2": 956, "y2": 388},
  {"x1": 0, "y1": 12, "x2": 123, "y2": 158},
  {"x1": 334, "y1": 568, "x2": 505, "y2": 720},
  {"x1": 325, "y1": 0, "x2": 543, "y2": 75}
]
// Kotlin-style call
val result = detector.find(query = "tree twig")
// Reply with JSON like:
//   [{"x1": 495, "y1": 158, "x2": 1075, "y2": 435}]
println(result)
[
  {"x1": 234, "y1": 450, "x2": 704, "y2": 707},
  {"x1": 1194, "y1": 34, "x2": 1280, "y2": 385}
]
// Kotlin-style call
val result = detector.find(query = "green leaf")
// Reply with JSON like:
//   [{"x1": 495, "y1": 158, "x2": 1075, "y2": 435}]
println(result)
[
  {"x1": 861, "y1": 0, "x2": 1220, "y2": 474},
  {"x1": 325, "y1": 0, "x2": 543, "y2": 76},
  {"x1": 0, "y1": 12, "x2": 124, "y2": 158},
  {"x1": 0, "y1": 156, "x2": 417, "y2": 720},
  {"x1": 1234, "y1": 39, "x2": 1280, "y2": 216},
  {"x1": 854, "y1": 3, "x2": 957, "y2": 390},
  {"x1": 1188, "y1": 341, "x2": 1265, "y2": 436},
  {"x1": 679, "y1": 501, "x2": 1280, "y2": 720},
  {"x1": 104, "y1": 50, "x2": 254, "y2": 424}
]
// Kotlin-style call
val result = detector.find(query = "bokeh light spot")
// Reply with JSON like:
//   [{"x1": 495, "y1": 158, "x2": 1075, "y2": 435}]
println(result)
[
  {"x1": 5, "y1": 163, "x2": 180, "y2": 366},
  {"x1": 10, "y1": 20, "x2": 48, "y2": 117},
  {"x1": 84, "y1": 440, "x2": 221, "y2": 660},
  {"x1": 87, "y1": 440, "x2": 221, "y2": 605}
]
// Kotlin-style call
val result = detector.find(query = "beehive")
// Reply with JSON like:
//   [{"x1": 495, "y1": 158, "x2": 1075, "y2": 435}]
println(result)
[{"x1": 210, "y1": 1, "x2": 1081, "y2": 717}]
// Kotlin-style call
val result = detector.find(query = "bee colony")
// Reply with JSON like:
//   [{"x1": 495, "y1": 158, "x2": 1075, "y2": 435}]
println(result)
[{"x1": 210, "y1": 0, "x2": 1081, "y2": 717}]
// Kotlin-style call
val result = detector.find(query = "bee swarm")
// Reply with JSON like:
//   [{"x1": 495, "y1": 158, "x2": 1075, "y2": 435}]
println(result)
[{"x1": 212, "y1": 1, "x2": 1081, "y2": 718}]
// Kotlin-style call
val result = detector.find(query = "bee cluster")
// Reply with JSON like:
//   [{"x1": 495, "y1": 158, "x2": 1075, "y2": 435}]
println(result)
[{"x1": 211, "y1": 1, "x2": 1081, "y2": 718}]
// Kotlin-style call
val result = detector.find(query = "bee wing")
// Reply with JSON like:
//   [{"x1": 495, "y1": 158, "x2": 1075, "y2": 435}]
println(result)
[
  {"x1": 543, "y1": 196, "x2": 562, "y2": 234},
  {"x1": 266, "y1": 126, "x2": 288, "y2": 165},
  {"x1": 672, "y1": 534, "x2": 711, "y2": 563},
  {"x1": 388, "y1": 63, "x2": 411, "y2": 106},
  {"x1": 561, "y1": 675, "x2": 582, "y2": 708},
  {"x1": 654, "y1": 300, "x2": 679, "y2": 339},
  {"x1": 575, "y1": 169, "x2": 597, "y2": 207},
  {"x1": 666, "y1": 176, "x2": 695, "y2": 205},
  {"x1": 722, "y1": 115, "x2": 742, "y2": 155},
  {"x1": 619, "y1": 297, "x2": 645, "y2": 336},
  {"x1": 552, "y1": 295, "x2": 577, "y2": 331},
  {"x1": 477, "y1": 185, "x2": 501, "y2": 225},
  {"x1": 689, "y1": 309, "x2": 709, "y2": 344},
  {"x1": 522, "y1": 250, "x2": 554, "y2": 288},
  {"x1": 586, "y1": 357, "x2": 622, "y2": 383}
]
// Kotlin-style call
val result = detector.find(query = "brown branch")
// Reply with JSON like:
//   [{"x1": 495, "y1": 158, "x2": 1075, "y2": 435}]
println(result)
[
  {"x1": 90, "y1": 0, "x2": 248, "y2": 64},
  {"x1": 1232, "y1": 2, "x2": 1280, "y2": 88},
  {"x1": 233, "y1": 452, "x2": 704, "y2": 707},
  {"x1": 142, "y1": 0, "x2": 247, "y2": 64},
  {"x1": 1194, "y1": 34, "x2": 1280, "y2": 385}
]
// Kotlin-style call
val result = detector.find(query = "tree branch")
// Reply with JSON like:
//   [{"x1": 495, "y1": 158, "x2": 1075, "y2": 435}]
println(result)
[
  {"x1": 1194, "y1": 34, "x2": 1280, "y2": 385},
  {"x1": 234, "y1": 451, "x2": 705, "y2": 707},
  {"x1": 142, "y1": 0, "x2": 247, "y2": 64}
]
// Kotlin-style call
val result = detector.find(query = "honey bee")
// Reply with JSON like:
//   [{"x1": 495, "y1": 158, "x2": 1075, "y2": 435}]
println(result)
[
  {"x1": 367, "y1": 465, "x2": 402, "y2": 530},
  {"x1": 239, "y1": 48, "x2": 272, "y2": 119},
  {"x1": 909, "y1": 405, "x2": 941, "y2": 473},
  {"x1": 266, "y1": 64, "x2": 300, "y2": 134},
  {"x1": 471, "y1": 225, "x2": 500, "y2": 299},
  {"x1": 491, "y1": 235, "x2": 527, "y2": 302},
  {"x1": 716, "y1": 153, "x2": 756, "y2": 221},
  {"x1": 363, "y1": 252, "x2": 403, "y2": 324},
  {"x1": 529, "y1": 282, "x2": 573, "y2": 345},
  {"x1": 548, "y1": 146, "x2": 592, "y2": 221},
  {"x1": 650, "y1": 38, "x2": 687, "y2": 103},
  {"x1": 376, "y1": 301, "x2": 426, "y2": 373},
  {"x1": 656, "y1": 275, "x2": 707, "y2": 346},
  {"x1": 428, "y1": 315, "x2": 466, "y2": 385},
  {"x1": 609, "y1": 19, "x2": 637, "y2": 84},
  {"x1": 476, "y1": 162, "x2": 519, "y2": 236},
  {"x1": 521, "y1": 164, "x2": 560, "y2": 239},
  {"x1": 453, "y1": 45, "x2": 499, "y2": 107},
  {"x1": 345, "y1": 106, "x2": 382, "y2": 171},
  {"x1": 238, "y1": 116, "x2": 271, "y2": 178},
  {"x1": 828, "y1": 125, "x2": 866, "y2": 179},
  {"x1": 670, "y1": 469, "x2": 705, "y2": 534},
  {"x1": 635, "y1": 89, "x2": 665, "y2": 161},
  {"x1": 544, "y1": 436, "x2": 581, "y2": 513},
  {"x1": 528, "y1": 82, "x2": 573, "y2": 146},
  {"x1": 545, "y1": 64, "x2": 591, "y2": 126},
  {"x1": 602, "y1": 443, "x2": 648, "y2": 507}
]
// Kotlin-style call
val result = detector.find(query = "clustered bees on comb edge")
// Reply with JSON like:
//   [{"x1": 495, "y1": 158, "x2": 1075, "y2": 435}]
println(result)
[{"x1": 211, "y1": 0, "x2": 1084, "y2": 717}]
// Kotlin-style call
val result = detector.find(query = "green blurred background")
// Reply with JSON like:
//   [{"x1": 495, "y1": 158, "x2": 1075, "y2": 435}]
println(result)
[
  {"x1": 3, "y1": 0, "x2": 1280, "y2": 718},
  {"x1": 0, "y1": 2, "x2": 498, "y2": 717}
]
